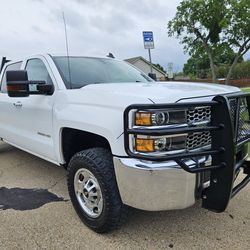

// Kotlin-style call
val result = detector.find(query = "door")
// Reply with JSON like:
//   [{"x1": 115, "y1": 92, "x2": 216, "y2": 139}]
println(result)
[
  {"x1": 0, "y1": 61, "x2": 23, "y2": 141},
  {"x1": 2, "y1": 57, "x2": 57, "y2": 162}
]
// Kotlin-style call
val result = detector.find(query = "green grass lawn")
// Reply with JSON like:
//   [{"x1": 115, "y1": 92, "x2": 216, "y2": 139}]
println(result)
[{"x1": 241, "y1": 87, "x2": 250, "y2": 93}]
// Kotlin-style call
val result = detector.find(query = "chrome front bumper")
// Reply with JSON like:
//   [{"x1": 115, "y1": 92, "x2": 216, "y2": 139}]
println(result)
[{"x1": 113, "y1": 157, "x2": 211, "y2": 211}]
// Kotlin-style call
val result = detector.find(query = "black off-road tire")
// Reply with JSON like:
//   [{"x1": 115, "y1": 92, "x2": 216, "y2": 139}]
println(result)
[{"x1": 67, "y1": 147, "x2": 128, "y2": 233}]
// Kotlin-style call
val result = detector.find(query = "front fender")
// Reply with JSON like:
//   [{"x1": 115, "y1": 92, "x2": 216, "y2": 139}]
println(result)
[{"x1": 53, "y1": 103, "x2": 126, "y2": 163}]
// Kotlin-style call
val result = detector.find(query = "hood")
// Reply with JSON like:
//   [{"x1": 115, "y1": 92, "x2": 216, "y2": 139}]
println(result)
[{"x1": 81, "y1": 81, "x2": 240, "y2": 104}]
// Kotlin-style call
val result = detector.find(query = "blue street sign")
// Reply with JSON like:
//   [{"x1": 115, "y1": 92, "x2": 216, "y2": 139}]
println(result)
[
  {"x1": 143, "y1": 31, "x2": 153, "y2": 42},
  {"x1": 143, "y1": 31, "x2": 154, "y2": 49}
]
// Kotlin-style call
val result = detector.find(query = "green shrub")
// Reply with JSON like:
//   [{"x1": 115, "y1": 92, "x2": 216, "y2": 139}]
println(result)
[
  {"x1": 216, "y1": 60, "x2": 250, "y2": 79},
  {"x1": 188, "y1": 73, "x2": 196, "y2": 80},
  {"x1": 216, "y1": 64, "x2": 229, "y2": 78}
]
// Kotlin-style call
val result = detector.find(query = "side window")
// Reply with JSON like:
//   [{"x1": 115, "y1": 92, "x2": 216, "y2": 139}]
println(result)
[
  {"x1": 25, "y1": 59, "x2": 53, "y2": 85},
  {"x1": 0, "y1": 62, "x2": 22, "y2": 93}
]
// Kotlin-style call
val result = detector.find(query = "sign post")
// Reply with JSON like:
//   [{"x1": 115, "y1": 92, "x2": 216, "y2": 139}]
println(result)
[{"x1": 142, "y1": 31, "x2": 154, "y2": 74}]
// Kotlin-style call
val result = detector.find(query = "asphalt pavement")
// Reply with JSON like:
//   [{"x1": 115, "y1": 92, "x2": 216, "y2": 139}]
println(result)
[{"x1": 0, "y1": 142, "x2": 249, "y2": 250}]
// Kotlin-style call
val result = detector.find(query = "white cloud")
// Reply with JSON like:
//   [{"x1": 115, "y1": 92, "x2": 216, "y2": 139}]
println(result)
[{"x1": 0, "y1": 0, "x2": 187, "y2": 71}]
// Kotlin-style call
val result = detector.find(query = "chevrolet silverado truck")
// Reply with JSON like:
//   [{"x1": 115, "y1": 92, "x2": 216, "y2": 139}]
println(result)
[{"x1": 0, "y1": 54, "x2": 249, "y2": 233}]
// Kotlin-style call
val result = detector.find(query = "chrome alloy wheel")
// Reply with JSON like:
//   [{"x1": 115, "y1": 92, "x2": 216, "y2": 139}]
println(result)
[{"x1": 74, "y1": 168, "x2": 103, "y2": 218}]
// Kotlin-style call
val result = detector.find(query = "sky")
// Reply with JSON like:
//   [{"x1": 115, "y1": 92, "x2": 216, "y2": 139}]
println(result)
[{"x1": 0, "y1": 0, "x2": 188, "y2": 72}]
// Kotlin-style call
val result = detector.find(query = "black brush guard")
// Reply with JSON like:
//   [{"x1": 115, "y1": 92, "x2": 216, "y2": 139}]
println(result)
[{"x1": 124, "y1": 92, "x2": 250, "y2": 213}]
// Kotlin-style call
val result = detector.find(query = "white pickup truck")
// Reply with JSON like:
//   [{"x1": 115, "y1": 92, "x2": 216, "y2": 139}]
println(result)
[{"x1": 0, "y1": 54, "x2": 249, "y2": 233}]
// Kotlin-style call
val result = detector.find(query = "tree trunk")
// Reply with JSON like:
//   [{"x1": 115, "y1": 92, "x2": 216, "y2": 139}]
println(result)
[
  {"x1": 226, "y1": 39, "x2": 250, "y2": 85},
  {"x1": 205, "y1": 45, "x2": 217, "y2": 83},
  {"x1": 225, "y1": 54, "x2": 240, "y2": 85},
  {"x1": 208, "y1": 51, "x2": 217, "y2": 83},
  {"x1": 193, "y1": 28, "x2": 217, "y2": 83}
]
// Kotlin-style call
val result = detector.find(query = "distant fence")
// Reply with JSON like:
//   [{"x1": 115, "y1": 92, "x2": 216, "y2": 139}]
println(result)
[
  {"x1": 220, "y1": 78, "x2": 250, "y2": 88},
  {"x1": 172, "y1": 78, "x2": 250, "y2": 88}
]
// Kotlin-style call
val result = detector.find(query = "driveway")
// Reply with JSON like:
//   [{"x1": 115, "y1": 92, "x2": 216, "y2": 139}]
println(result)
[{"x1": 0, "y1": 142, "x2": 249, "y2": 250}]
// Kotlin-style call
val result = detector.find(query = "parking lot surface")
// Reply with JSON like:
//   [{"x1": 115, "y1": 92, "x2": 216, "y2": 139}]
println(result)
[{"x1": 0, "y1": 142, "x2": 249, "y2": 250}]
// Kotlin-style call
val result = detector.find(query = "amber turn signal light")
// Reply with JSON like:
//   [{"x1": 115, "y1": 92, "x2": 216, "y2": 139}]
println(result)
[
  {"x1": 135, "y1": 138, "x2": 154, "y2": 152},
  {"x1": 135, "y1": 112, "x2": 151, "y2": 126}
]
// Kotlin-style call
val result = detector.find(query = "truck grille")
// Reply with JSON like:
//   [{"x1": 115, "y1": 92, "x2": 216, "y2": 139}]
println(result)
[
  {"x1": 187, "y1": 106, "x2": 211, "y2": 124},
  {"x1": 186, "y1": 107, "x2": 211, "y2": 150},
  {"x1": 186, "y1": 97, "x2": 250, "y2": 150},
  {"x1": 187, "y1": 131, "x2": 211, "y2": 150}
]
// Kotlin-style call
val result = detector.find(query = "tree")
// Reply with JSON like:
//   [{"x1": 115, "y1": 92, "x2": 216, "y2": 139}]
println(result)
[
  {"x1": 183, "y1": 43, "x2": 243, "y2": 78},
  {"x1": 224, "y1": 0, "x2": 250, "y2": 83},
  {"x1": 168, "y1": 0, "x2": 250, "y2": 84},
  {"x1": 153, "y1": 63, "x2": 166, "y2": 73},
  {"x1": 183, "y1": 46, "x2": 210, "y2": 78}
]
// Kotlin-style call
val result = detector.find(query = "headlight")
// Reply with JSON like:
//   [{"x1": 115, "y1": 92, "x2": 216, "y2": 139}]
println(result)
[
  {"x1": 129, "y1": 106, "x2": 212, "y2": 156},
  {"x1": 135, "y1": 135, "x2": 187, "y2": 153},
  {"x1": 134, "y1": 109, "x2": 187, "y2": 154},
  {"x1": 135, "y1": 110, "x2": 186, "y2": 126}
]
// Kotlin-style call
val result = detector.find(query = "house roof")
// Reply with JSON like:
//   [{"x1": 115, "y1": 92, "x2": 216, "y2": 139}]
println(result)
[{"x1": 124, "y1": 56, "x2": 167, "y2": 76}]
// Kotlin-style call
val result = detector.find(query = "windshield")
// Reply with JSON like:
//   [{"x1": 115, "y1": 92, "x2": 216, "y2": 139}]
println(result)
[{"x1": 52, "y1": 56, "x2": 153, "y2": 89}]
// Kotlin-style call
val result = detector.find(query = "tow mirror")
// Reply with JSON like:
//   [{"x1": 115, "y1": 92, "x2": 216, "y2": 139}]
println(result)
[
  {"x1": 6, "y1": 70, "x2": 53, "y2": 97},
  {"x1": 6, "y1": 70, "x2": 29, "y2": 97}
]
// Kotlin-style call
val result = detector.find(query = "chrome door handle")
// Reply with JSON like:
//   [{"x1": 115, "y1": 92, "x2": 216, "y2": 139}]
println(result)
[{"x1": 13, "y1": 102, "x2": 22, "y2": 108}]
